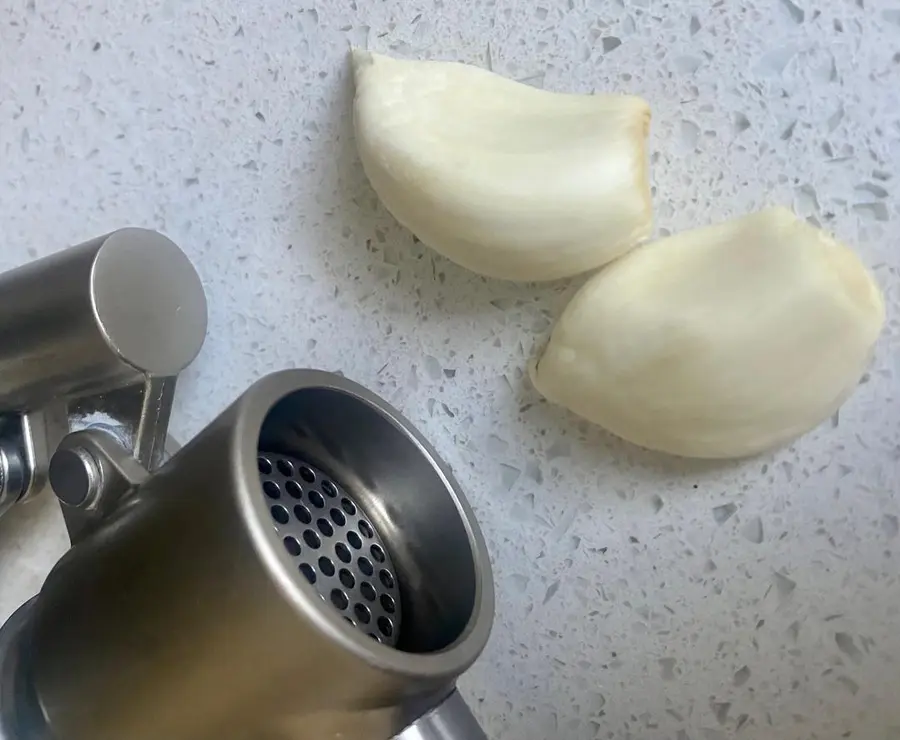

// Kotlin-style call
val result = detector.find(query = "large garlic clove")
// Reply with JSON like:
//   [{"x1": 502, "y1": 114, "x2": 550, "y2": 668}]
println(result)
[
  {"x1": 530, "y1": 207, "x2": 885, "y2": 458},
  {"x1": 351, "y1": 50, "x2": 652, "y2": 282}
]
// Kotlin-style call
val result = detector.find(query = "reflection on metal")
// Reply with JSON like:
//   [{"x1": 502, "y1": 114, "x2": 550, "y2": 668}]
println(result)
[
  {"x1": 0, "y1": 370, "x2": 493, "y2": 740},
  {"x1": 0, "y1": 229, "x2": 207, "y2": 527},
  {"x1": 395, "y1": 692, "x2": 489, "y2": 740},
  {"x1": 0, "y1": 233, "x2": 493, "y2": 740}
]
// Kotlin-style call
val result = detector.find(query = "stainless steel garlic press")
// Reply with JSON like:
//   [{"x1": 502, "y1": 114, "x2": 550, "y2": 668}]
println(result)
[{"x1": 0, "y1": 230, "x2": 494, "y2": 740}]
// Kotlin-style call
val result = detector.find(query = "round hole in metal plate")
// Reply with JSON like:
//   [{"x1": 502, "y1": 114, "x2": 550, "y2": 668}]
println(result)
[
  {"x1": 283, "y1": 536, "x2": 302, "y2": 556},
  {"x1": 322, "y1": 480, "x2": 338, "y2": 498},
  {"x1": 330, "y1": 589, "x2": 349, "y2": 610},
  {"x1": 263, "y1": 481, "x2": 280, "y2": 499},
  {"x1": 277, "y1": 458, "x2": 294, "y2": 477},
  {"x1": 300, "y1": 466, "x2": 316, "y2": 483},
  {"x1": 258, "y1": 457, "x2": 272, "y2": 475},
  {"x1": 380, "y1": 594, "x2": 396, "y2": 614},
  {"x1": 347, "y1": 531, "x2": 362, "y2": 550},
  {"x1": 339, "y1": 568, "x2": 355, "y2": 589},
  {"x1": 358, "y1": 557, "x2": 374, "y2": 577},
  {"x1": 303, "y1": 530, "x2": 321, "y2": 549},
  {"x1": 354, "y1": 603, "x2": 371, "y2": 624},
  {"x1": 379, "y1": 569, "x2": 395, "y2": 589},
  {"x1": 286, "y1": 480, "x2": 303, "y2": 499},
  {"x1": 270, "y1": 505, "x2": 289, "y2": 524},
  {"x1": 294, "y1": 504, "x2": 312, "y2": 524},
  {"x1": 299, "y1": 563, "x2": 316, "y2": 585},
  {"x1": 377, "y1": 616, "x2": 394, "y2": 638},
  {"x1": 330, "y1": 508, "x2": 346, "y2": 527},
  {"x1": 318, "y1": 556, "x2": 335, "y2": 577},
  {"x1": 360, "y1": 581, "x2": 376, "y2": 602},
  {"x1": 359, "y1": 520, "x2": 374, "y2": 539},
  {"x1": 335, "y1": 542, "x2": 352, "y2": 563},
  {"x1": 317, "y1": 518, "x2": 334, "y2": 538},
  {"x1": 340, "y1": 498, "x2": 356, "y2": 516},
  {"x1": 370, "y1": 544, "x2": 385, "y2": 563},
  {"x1": 308, "y1": 490, "x2": 325, "y2": 509}
]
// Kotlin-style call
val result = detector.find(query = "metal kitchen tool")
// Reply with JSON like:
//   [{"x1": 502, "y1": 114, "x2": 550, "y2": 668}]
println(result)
[{"x1": 0, "y1": 232, "x2": 494, "y2": 740}]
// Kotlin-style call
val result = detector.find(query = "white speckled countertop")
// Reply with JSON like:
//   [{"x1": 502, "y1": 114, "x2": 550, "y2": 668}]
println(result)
[{"x1": 1, "y1": 0, "x2": 899, "y2": 738}]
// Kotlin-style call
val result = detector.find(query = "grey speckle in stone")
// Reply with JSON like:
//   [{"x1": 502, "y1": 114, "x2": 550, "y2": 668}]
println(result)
[
  {"x1": 733, "y1": 665, "x2": 751, "y2": 686},
  {"x1": 773, "y1": 571, "x2": 797, "y2": 603},
  {"x1": 601, "y1": 36, "x2": 622, "y2": 53},
  {"x1": 711, "y1": 701, "x2": 731, "y2": 725},
  {"x1": 500, "y1": 464, "x2": 520, "y2": 491},
  {"x1": 713, "y1": 503, "x2": 737, "y2": 524},
  {"x1": 733, "y1": 112, "x2": 751, "y2": 134},
  {"x1": 779, "y1": 0, "x2": 805, "y2": 24},
  {"x1": 756, "y1": 45, "x2": 798, "y2": 76},
  {"x1": 543, "y1": 580, "x2": 561, "y2": 605},
  {"x1": 853, "y1": 202, "x2": 890, "y2": 222},
  {"x1": 835, "y1": 632, "x2": 864, "y2": 663},
  {"x1": 659, "y1": 657, "x2": 677, "y2": 680},
  {"x1": 741, "y1": 516, "x2": 764, "y2": 544}
]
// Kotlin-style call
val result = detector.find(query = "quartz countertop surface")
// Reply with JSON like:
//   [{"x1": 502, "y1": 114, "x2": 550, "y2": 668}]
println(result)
[{"x1": 1, "y1": 1, "x2": 899, "y2": 738}]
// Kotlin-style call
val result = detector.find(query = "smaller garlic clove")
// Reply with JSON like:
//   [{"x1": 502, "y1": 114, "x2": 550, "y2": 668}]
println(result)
[{"x1": 531, "y1": 207, "x2": 885, "y2": 458}]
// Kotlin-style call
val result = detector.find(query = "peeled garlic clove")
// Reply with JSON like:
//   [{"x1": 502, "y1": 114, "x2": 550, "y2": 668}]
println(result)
[
  {"x1": 531, "y1": 207, "x2": 885, "y2": 458},
  {"x1": 351, "y1": 50, "x2": 652, "y2": 282}
]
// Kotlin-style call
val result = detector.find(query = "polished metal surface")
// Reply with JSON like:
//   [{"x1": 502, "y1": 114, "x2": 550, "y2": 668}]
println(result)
[
  {"x1": 0, "y1": 229, "x2": 206, "y2": 518},
  {"x1": 0, "y1": 228, "x2": 206, "y2": 411},
  {"x1": 0, "y1": 445, "x2": 26, "y2": 519},
  {"x1": 18, "y1": 404, "x2": 67, "y2": 504},
  {"x1": 67, "y1": 377, "x2": 179, "y2": 474},
  {"x1": 0, "y1": 599, "x2": 47, "y2": 740},
  {"x1": 47, "y1": 446, "x2": 99, "y2": 508},
  {"x1": 132, "y1": 376, "x2": 177, "y2": 470},
  {"x1": 260, "y1": 453, "x2": 402, "y2": 646},
  {"x1": 17, "y1": 369, "x2": 493, "y2": 740},
  {"x1": 394, "y1": 692, "x2": 488, "y2": 740},
  {"x1": 0, "y1": 235, "x2": 489, "y2": 739},
  {"x1": 50, "y1": 428, "x2": 149, "y2": 545},
  {"x1": 89, "y1": 230, "x2": 207, "y2": 379}
]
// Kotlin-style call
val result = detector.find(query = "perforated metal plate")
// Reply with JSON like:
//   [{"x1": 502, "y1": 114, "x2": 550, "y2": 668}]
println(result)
[{"x1": 258, "y1": 452, "x2": 401, "y2": 646}]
